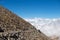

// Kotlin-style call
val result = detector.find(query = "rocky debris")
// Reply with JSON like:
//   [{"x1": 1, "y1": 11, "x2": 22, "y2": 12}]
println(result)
[
  {"x1": 0, "y1": 6, "x2": 51, "y2": 40},
  {"x1": 0, "y1": 30, "x2": 50, "y2": 40},
  {"x1": 49, "y1": 35, "x2": 60, "y2": 40}
]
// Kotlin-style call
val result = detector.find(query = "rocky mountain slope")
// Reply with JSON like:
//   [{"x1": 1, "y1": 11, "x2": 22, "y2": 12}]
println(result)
[{"x1": 0, "y1": 6, "x2": 51, "y2": 40}]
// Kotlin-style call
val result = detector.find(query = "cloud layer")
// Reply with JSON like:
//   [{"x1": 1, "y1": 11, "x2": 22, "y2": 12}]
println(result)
[{"x1": 25, "y1": 18, "x2": 60, "y2": 36}]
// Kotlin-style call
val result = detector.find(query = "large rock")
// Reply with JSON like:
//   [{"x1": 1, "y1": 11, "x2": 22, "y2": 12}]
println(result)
[{"x1": 0, "y1": 6, "x2": 51, "y2": 40}]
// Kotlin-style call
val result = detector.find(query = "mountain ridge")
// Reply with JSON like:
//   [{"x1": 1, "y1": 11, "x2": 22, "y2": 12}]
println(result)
[{"x1": 0, "y1": 6, "x2": 51, "y2": 40}]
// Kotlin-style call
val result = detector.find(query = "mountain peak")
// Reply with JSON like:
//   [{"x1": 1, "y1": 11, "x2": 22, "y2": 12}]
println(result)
[{"x1": 0, "y1": 5, "x2": 3, "y2": 8}]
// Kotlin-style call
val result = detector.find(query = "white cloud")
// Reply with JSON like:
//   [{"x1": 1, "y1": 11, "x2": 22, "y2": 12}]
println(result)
[{"x1": 25, "y1": 18, "x2": 60, "y2": 37}]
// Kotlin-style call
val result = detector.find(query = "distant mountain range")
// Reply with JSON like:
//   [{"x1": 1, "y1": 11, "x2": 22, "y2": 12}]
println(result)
[{"x1": 25, "y1": 18, "x2": 60, "y2": 37}]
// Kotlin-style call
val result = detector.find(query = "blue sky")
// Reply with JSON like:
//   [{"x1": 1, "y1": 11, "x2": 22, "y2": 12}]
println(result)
[{"x1": 0, "y1": 0, "x2": 60, "y2": 18}]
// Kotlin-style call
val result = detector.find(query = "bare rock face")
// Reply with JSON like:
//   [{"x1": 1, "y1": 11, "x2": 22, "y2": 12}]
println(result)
[{"x1": 0, "y1": 6, "x2": 51, "y2": 40}]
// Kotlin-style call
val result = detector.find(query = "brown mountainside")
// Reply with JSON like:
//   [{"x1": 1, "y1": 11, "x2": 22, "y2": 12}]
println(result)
[{"x1": 0, "y1": 6, "x2": 51, "y2": 40}]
